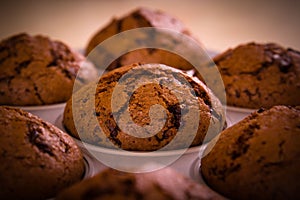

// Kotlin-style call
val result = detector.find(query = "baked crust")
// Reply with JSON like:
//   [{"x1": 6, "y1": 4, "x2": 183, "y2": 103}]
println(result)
[
  {"x1": 0, "y1": 33, "x2": 85, "y2": 106},
  {"x1": 63, "y1": 63, "x2": 225, "y2": 151},
  {"x1": 213, "y1": 42, "x2": 300, "y2": 108},
  {"x1": 201, "y1": 105, "x2": 300, "y2": 199},
  {"x1": 0, "y1": 106, "x2": 85, "y2": 200}
]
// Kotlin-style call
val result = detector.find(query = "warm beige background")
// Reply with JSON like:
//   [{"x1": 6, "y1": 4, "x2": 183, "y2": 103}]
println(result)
[{"x1": 0, "y1": 0, "x2": 299, "y2": 52}]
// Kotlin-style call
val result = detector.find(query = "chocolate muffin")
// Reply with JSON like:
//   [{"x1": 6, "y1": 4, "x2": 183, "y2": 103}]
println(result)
[
  {"x1": 201, "y1": 105, "x2": 300, "y2": 200},
  {"x1": 57, "y1": 167, "x2": 225, "y2": 200},
  {"x1": 213, "y1": 42, "x2": 300, "y2": 108},
  {"x1": 86, "y1": 7, "x2": 201, "y2": 70},
  {"x1": 63, "y1": 63, "x2": 225, "y2": 151},
  {"x1": 0, "y1": 106, "x2": 85, "y2": 200},
  {"x1": 0, "y1": 33, "x2": 95, "y2": 106}
]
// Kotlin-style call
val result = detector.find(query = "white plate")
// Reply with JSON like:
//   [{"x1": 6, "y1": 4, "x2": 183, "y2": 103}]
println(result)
[
  {"x1": 226, "y1": 106, "x2": 256, "y2": 125},
  {"x1": 82, "y1": 152, "x2": 98, "y2": 178},
  {"x1": 189, "y1": 141, "x2": 226, "y2": 198},
  {"x1": 190, "y1": 157, "x2": 227, "y2": 199},
  {"x1": 55, "y1": 114, "x2": 206, "y2": 178},
  {"x1": 17, "y1": 103, "x2": 66, "y2": 124}
]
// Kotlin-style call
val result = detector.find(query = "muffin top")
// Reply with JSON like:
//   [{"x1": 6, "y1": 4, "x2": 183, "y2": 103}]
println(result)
[
  {"x1": 85, "y1": 7, "x2": 201, "y2": 71},
  {"x1": 0, "y1": 33, "x2": 93, "y2": 106},
  {"x1": 201, "y1": 105, "x2": 300, "y2": 200},
  {"x1": 63, "y1": 63, "x2": 225, "y2": 151},
  {"x1": 0, "y1": 106, "x2": 84, "y2": 200},
  {"x1": 214, "y1": 42, "x2": 300, "y2": 108},
  {"x1": 57, "y1": 167, "x2": 225, "y2": 200}
]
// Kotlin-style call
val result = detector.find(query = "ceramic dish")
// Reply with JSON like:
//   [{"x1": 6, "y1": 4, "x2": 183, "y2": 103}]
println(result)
[
  {"x1": 17, "y1": 103, "x2": 66, "y2": 124},
  {"x1": 188, "y1": 137, "x2": 225, "y2": 197},
  {"x1": 226, "y1": 106, "x2": 256, "y2": 125},
  {"x1": 82, "y1": 152, "x2": 98, "y2": 178},
  {"x1": 55, "y1": 114, "x2": 209, "y2": 177}
]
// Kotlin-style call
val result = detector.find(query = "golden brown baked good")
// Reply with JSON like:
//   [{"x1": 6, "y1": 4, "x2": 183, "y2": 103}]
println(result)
[
  {"x1": 63, "y1": 63, "x2": 225, "y2": 151},
  {"x1": 0, "y1": 106, "x2": 85, "y2": 200},
  {"x1": 57, "y1": 167, "x2": 225, "y2": 200},
  {"x1": 213, "y1": 42, "x2": 300, "y2": 108},
  {"x1": 201, "y1": 105, "x2": 300, "y2": 200},
  {"x1": 86, "y1": 7, "x2": 201, "y2": 70},
  {"x1": 0, "y1": 33, "x2": 92, "y2": 106}
]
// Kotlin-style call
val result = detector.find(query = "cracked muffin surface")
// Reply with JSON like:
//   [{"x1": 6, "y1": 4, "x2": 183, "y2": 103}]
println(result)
[
  {"x1": 63, "y1": 63, "x2": 225, "y2": 151},
  {"x1": 214, "y1": 42, "x2": 300, "y2": 108},
  {"x1": 201, "y1": 105, "x2": 300, "y2": 200},
  {"x1": 0, "y1": 33, "x2": 84, "y2": 106},
  {"x1": 0, "y1": 106, "x2": 84, "y2": 200}
]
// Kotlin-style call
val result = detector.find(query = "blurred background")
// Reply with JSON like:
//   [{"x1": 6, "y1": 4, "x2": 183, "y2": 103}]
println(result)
[{"x1": 0, "y1": 0, "x2": 299, "y2": 52}]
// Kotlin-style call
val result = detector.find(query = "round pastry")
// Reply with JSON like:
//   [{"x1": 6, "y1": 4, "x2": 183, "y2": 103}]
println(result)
[
  {"x1": 63, "y1": 63, "x2": 225, "y2": 151},
  {"x1": 213, "y1": 42, "x2": 300, "y2": 108},
  {"x1": 57, "y1": 167, "x2": 225, "y2": 200},
  {"x1": 0, "y1": 33, "x2": 93, "y2": 106},
  {"x1": 201, "y1": 105, "x2": 300, "y2": 200},
  {"x1": 85, "y1": 7, "x2": 201, "y2": 71},
  {"x1": 0, "y1": 106, "x2": 85, "y2": 200}
]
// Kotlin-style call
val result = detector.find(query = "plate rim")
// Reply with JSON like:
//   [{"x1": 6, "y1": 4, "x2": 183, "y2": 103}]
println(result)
[
  {"x1": 17, "y1": 102, "x2": 66, "y2": 111},
  {"x1": 226, "y1": 105, "x2": 256, "y2": 113},
  {"x1": 55, "y1": 114, "x2": 206, "y2": 157}
]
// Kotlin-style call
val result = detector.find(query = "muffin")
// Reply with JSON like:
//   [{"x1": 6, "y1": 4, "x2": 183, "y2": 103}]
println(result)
[
  {"x1": 213, "y1": 42, "x2": 300, "y2": 108},
  {"x1": 63, "y1": 63, "x2": 225, "y2": 151},
  {"x1": 57, "y1": 167, "x2": 225, "y2": 200},
  {"x1": 86, "y1": 7, "x2": 201, "y2": 71},
  {"x1": 0, "y1": 106, "x2": 85, "y2": 200},
  {"x1": 201, "y1": 105, "x2": 300, "y2": 200},
  {"x1": 0, "y1": 33, "x2": 94, "y2": 106}
]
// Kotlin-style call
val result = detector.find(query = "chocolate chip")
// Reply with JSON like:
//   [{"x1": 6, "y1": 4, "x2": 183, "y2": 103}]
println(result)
[
  {"x1": 287, "y1": 48, "x2": 300, "y2": 55},
  {"x1": 243, "y1": 89, "x2": 253, "y2": 99},
  {"x1": 257, "y1": 156, "x2": 265, "y2": 163},
  {"x1": 33, "y1": 84, "x2": 45, "y2": 104},
  {"x1": 235, "y1": 90, "x2": 240, "y2": 98},
  {"x1": 132, "y1": 12, "x2": 143, "y2": 20},
  {"x1": 15, "y1": 60, "x2": 31, "y2": 74},
  {"x1": 240, "y1": 62, "x2": 271, "y2": 76},
  {"x1": 263, "y1": 161, "x2": 284, "y2": 168},
  {"x1": 27, "y1": 123, "x2": 54, "y2": 156},
  {"x1": 147, "y1": 48, "x2": 156, "y2": 55},
  {"x1": 121, "y1": 178, "x2": 135, "y2": 186},
  {"x1": 28, "y1": 126, "x2": 39, "y2": 143},
  {"x1": 278, "y1": 57, "x2": 292, "y2": 73},
  {"x1": 257, "y1": 108, "x2": 265, "y2": 113},
  {"x1": 220, "y1": 68, "x2": 231, "y2": 76},
  {"x1": 47, "y1": 49, "x2": 60, "y2": 67},
  {"x1": 271, "y1": 52, "x2": 292, "y2": 73},
  {"x1": 93, "y1": 111, "x2": 101, "y2": 117},
  {"x1": 230, "y1": 144, "x2": 249, "y2": 160},
  {"x1": 167, "y1": 103, "x2": 181, "y2": 129},
  {"x1": 0, "y1": 76, "x2": 14, "y2": 84},
  {"x1": 278, "y1": 140, "x2": 285, "y2": 156}
]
